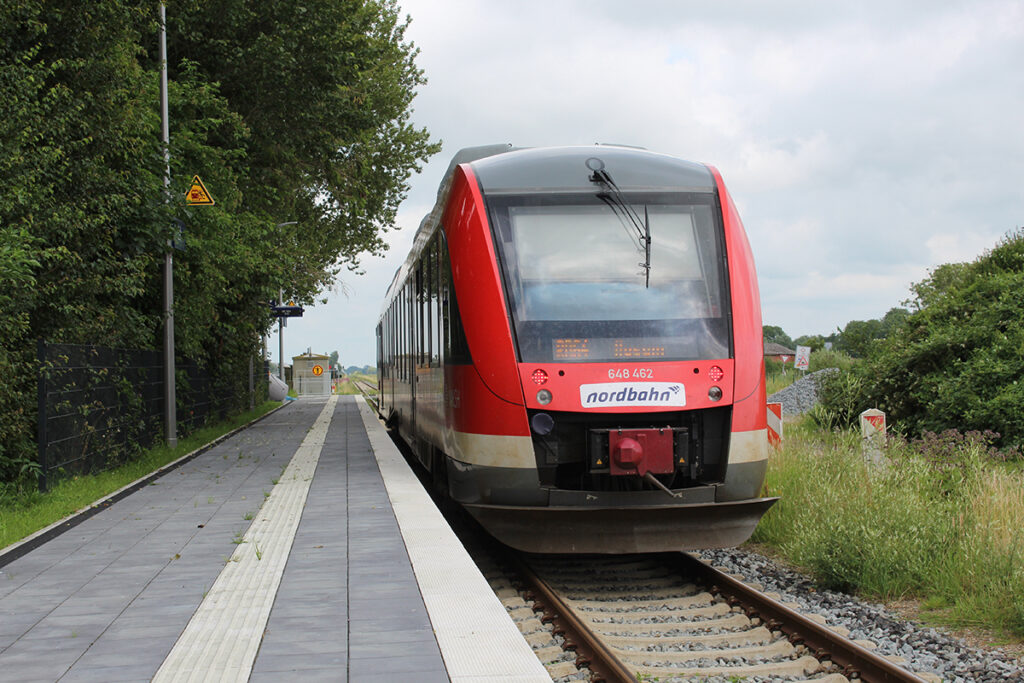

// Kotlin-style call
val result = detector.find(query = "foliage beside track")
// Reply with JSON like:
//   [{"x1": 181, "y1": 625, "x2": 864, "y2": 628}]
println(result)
[
  {"x1": 815, "y1": 229, "x2": 1024, "y2": 447},
  {"x1": 754, "y1": 421, "x2": 1024, "y2": 640},
  {"x1": 0, "y1": 1, "x2": 438, "y2": 489}
]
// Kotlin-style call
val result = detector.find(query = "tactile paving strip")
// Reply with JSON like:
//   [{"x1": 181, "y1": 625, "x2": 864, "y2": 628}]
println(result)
[{"x1": 152, "y1": 396, "x2": 337, "y2": 683}]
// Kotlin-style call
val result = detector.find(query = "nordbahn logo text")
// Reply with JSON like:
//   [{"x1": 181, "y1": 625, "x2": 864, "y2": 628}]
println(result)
[{"x1": 580, "y1": 382, "x2": 686, "y2": 408}]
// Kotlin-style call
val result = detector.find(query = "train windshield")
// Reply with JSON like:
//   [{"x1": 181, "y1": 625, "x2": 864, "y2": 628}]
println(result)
[{"x1": 490, "y1": 193, "x2": 731, "y2": 362}]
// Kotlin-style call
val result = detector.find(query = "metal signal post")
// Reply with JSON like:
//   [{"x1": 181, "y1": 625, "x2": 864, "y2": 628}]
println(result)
[{"x1": 160, "y1": 2, "x2": 176, "y2": 448}]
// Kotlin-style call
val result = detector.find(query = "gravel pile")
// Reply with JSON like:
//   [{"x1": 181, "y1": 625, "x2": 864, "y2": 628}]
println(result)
[
  {"x1": 699, "y1": 547, "x2": 1024, "y2": 682},
  {"x1": 768, "y1": 368, "x2": 838, "y2": 415}
]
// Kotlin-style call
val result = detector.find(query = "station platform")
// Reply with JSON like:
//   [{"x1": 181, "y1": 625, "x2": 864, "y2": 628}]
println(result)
[{"x1": 0, "y1": 396, "x2": 550, "y2": 682}]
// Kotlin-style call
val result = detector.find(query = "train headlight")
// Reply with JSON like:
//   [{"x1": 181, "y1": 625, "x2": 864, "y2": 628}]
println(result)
[
  {"x1": 536, "y1": 389, "x2": 553, "y2": 405},
  {"x1": 708, "y1": 386, "x2": 723, "y2": 402}
]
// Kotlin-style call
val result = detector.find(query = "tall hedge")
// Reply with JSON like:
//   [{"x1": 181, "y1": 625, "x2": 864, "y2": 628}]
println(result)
[
  {"x1": 821, "y1": 229, "x2": 1024, "y2": 446},
  {"x1": 0, "y1": 1, "x2": 437, "y2": 486}
]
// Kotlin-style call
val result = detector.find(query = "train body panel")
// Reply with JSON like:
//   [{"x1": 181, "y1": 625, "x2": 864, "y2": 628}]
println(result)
[
  {"x1": 443, "y1": 167, "x2": 524, "y2": 407},
  {"x1": 377, "y1": 144, "x2": 776, "y2": 553}
]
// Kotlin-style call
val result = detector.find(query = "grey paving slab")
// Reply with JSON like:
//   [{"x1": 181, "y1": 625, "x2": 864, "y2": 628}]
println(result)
[{"x1": 0, "y1": 396, "x2": 459, "y2": 682}]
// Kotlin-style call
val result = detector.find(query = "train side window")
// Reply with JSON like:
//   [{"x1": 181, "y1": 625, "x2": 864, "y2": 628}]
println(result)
[
  {"x1": 440, "y1": 235, "x2": 451, "y2": 361},
  {"x1": 387, "y1": 309, "x2": 392, "y2": 378},
  {"x1": 408, "y1": 281, "x2": 415, "y2": 375},
  {"x1": 425, "y1": 247, "x2": 433, "y2": 368},
  {"x1": 376, "y1": 323, "x2": 383, "y2": 377},
  {"x1": 400, "y1": 285, "x2": 407, "y2": 381},
  {"x1": 430, "y1": 235, "x2": 441, "y2": 367},
  {"x1": 416, "y1": 264, "x2": 425, "y2": 368},
  {"x1": 439, "y1": 230, "x2": 471, "y2": 364}
]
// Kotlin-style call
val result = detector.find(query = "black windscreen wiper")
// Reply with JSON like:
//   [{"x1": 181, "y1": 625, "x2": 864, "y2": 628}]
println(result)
[{"x1": 587, "y1": 158, "x2": 651, "y2": 287}]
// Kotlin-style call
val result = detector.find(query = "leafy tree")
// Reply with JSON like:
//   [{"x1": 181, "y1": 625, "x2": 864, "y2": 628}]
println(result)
[
  {"x1": 794, "y1": 334, "x2": 826, "y2": 352},
  {"x1": 763, "y1": 325, "x2": 794, "y2": 349},
  {"x1": 821, "y1": 229, "x2": 1024, "y2": 446},
  {"x1": 880, "y1": 307, "x2": 910, "y2": 335},
  {"x1": 832, "y1": 307, "x2": 909, "y2": 357},
  {"x1": 0, "y1": 1, "x2": 438, "y2": 486},
  {"x1": 0, "y1": 0, "x2": 169, "y2": 483},
  {"x1": 167, "y1": 0, "x2": 439, "y2": 296}
]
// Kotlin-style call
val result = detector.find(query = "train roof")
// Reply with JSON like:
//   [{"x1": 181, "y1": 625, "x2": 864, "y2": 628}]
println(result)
[{"x1": 470, "y1": 145, "x2": 715, "y2": 194}]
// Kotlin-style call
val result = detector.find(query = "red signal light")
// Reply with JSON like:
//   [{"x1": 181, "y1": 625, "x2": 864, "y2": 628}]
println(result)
[
  {"x1": 532, "y1": 369, "x2": 548, "y2": 385},
  {"x1": 708, "y1": 366, "x2": 724, "y2": 382}
]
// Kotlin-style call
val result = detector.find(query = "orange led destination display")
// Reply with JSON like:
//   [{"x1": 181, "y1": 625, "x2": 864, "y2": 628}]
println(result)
[
  {"x1": 613, "y1": 340, "x2": 666, "y2": 359},
  {"x1": 553, "y1": 338, "x2": 591, "y2": 360},
  {"x1": 553, "y1": 338, "x2": 669, "y2": 361}
]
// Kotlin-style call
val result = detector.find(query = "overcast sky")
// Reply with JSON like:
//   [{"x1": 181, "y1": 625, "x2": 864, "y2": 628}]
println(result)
[{"x1": 279, "y1": 0, "x2": 1023, "y2": 369}]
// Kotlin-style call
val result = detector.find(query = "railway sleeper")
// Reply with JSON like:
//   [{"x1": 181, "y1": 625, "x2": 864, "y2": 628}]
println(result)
[
  {"x1": 576, "y1": 601, "x2": 732, "y2": 623},
  {"x1": 566, "y1": 591, "x2": 713, "y2": 612},
  {"x1": 632, "y1": 653, "x2": 824, "y2": 679},
  {"x1": 615, "y1": 636, "x2": 794, "y2": 664},
  {"x1": 588, "y1": 611, "x2": 752, "y2": 635},
  {"x1": 601, "y1": 624, "x2": 773, "y2": 649}
]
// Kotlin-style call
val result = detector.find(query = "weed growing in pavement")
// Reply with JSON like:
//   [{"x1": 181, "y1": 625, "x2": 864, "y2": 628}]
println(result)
[
  {"x1": 243, "y1": 511, "x2": 253, "y2": 521},
  {"x1": 753, "y1": 419, "x2": 1024, "y2": 638},
  {"x1": 254, "y1": 542, "x2": 263, "y2": 561}
]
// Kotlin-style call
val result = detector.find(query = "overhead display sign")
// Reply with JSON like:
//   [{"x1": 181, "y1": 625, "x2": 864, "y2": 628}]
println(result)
[
  {"x1": 185, "y1": 175, "x2": 215, "y2": 206},
  {"x1": 270, "y1": 300, "x2": 304, "y2": 318}
]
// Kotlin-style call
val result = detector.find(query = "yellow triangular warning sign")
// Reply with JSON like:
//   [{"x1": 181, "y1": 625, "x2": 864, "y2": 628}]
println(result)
[{"x1": 185, "y1": 175, "x2": 215, "y2": 206}]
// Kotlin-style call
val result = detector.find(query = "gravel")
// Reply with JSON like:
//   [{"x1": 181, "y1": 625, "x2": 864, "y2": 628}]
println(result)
[
  {"x1": 768, "y1": 368, "x2": 838, "y2": 415},
  {"x1": 699, "y1": 547, "x2": 1024, "y2": 682}
]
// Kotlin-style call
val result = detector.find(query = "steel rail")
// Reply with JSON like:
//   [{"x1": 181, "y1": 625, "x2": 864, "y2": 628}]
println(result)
[
  {"x1": 674, "y1": 552, "x2": 926, "y2": 683},
  {"x1": 507, "y1": 554, "x2": 637, "y2": 683}
]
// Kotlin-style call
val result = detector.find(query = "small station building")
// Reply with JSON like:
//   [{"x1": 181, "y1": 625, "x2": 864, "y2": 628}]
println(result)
[{"x1": 291, "y1": 351, "x2": 331, "y2": 396}]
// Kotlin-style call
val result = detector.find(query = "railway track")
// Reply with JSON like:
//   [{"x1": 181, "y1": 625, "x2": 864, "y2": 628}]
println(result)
[
  {"x1": 348, "y1": 376, "x2": 379, "y2": 408},
  {"x1": 482, "y1": 549, "x2": 932, "y2": 683}
]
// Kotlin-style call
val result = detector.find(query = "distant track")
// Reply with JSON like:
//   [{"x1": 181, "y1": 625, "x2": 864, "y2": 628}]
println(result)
[{"x1": 349, "y1": 376, "x2": 378, "y2": 410}]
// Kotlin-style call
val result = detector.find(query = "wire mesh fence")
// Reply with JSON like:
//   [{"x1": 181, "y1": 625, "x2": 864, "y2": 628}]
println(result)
[{"x1": 36, "y1": 341, "x2": 264, "y2": 491}]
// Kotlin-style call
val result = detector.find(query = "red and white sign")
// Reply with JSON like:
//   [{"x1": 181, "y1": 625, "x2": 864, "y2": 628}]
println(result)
[
  {"x1": 794, "y1": 345, "x2": 811, "y2": 371},
  {"x1": 767, "y1": 402, "x2": 783, "y2": 448},
  {"x1": 861, "y1": 408, "x2": 885, "y2": 436}
]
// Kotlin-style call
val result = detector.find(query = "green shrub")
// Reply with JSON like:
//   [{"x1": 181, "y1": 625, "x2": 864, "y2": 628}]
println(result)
[
  {"x1": 808, "y1": 349, "x2": 855, "y2": 373},
  {"x1": 814, "y1": 229, "x2": 1024, "y2": 448},
  {"x1": 754, "y1": 422, "x2": 1024, "y2": 637},
  {"x1": 810, "y1": 370, "x2": 864, "y2": 430}
]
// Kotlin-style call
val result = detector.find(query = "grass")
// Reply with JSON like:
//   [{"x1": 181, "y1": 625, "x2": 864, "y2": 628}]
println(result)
[
  {"x1": 766, "y1": 370, "x2": 797, "y2": 395},
  {"x1": 0, "y1": 400, "x2": 281, "y2": 551},
  {"x1": 753, "y1": 418, "x2": 1024, "y2": 640}
]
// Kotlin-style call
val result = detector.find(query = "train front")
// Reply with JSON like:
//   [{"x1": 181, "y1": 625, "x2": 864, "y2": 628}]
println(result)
[{"x1": 445, "y1": 146, "x2": 776, "y2": 553}]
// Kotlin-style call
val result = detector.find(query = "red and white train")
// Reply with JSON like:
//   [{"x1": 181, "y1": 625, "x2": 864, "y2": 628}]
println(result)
[{"x1": 377, "y1": 144, "x2": 776, "y2": 553}]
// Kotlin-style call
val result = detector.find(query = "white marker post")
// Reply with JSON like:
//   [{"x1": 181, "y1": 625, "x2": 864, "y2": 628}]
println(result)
[{"x1": 860, "y1": 408, "x2": 886, "y2": 466}]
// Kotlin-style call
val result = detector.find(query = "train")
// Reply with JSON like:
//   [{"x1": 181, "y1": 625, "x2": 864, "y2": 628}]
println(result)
[{"x1": 376, "y1": 144, "x2": 777, "y2": 554}]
